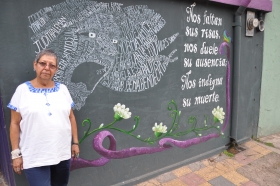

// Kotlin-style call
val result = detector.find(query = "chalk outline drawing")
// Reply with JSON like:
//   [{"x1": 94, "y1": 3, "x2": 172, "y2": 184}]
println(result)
[{"x1": 28, "y1": 0, "x2": 179, "y2": 110}]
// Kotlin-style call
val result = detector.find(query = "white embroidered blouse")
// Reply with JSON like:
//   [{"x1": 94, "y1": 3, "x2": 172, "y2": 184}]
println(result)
[{"x1": 8, "y1": 81, "x2": 74, "y2": 169}]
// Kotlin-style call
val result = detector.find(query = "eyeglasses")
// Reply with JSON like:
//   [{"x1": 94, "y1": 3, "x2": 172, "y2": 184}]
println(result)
[{"x1": 37, "y1": 62, "x2": 57, "y2": 70}]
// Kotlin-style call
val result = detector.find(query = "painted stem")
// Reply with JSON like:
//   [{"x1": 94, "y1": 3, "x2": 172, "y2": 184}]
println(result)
[{"x1": 79, "y1": 119, "x2": 117, "y2": 144}]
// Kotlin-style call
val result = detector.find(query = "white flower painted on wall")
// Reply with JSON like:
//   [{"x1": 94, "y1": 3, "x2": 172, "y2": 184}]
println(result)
[
  {"x1": 113, "y1": 103, "x2": 131, "y2": 120},
  {"x1": 152, "y1": 122, "x2": 168, "y2": 137},
  {"x1": 212, "y1": 106, "x2": 225, "y2": 124}
]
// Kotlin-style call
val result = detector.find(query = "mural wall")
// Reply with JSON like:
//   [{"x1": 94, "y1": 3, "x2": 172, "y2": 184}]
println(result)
[
  {"x1": 0, "y1": 0, "x2": 264, "y2": 185},
  {"x1": 25, "y1": 1, "x2": 232, "y2": 185}
]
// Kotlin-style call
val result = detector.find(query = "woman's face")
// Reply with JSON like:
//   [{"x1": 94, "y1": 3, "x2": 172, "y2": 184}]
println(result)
[{"x1": 33, "y1": 55, "x2": 58, "y2": 81}]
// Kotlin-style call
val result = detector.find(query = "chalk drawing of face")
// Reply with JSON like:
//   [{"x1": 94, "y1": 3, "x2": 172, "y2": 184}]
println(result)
[{"x1": 29, "y1": 1, "x2": 179, "y2": 110}]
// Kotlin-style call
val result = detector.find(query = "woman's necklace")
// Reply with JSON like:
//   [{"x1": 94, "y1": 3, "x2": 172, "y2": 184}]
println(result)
[
  {"x1": 44, "y1": 92, "x2": 52, "y2": 116},
  {"x1": 34, "y1": 79, "x2": 54, "y2": 116}
]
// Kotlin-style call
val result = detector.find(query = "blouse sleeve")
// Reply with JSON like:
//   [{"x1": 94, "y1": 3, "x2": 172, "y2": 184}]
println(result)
[{"x1": 7, "y1": 85, "x2": 23, "y2": 112}]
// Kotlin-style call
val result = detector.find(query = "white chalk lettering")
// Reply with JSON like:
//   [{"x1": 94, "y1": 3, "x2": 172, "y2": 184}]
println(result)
[
  {"x1": 181, "y1": 70, "x2": 196, "y2": 90},
  {"x1": 203, "y1": 11, "x2": 222, "y2": 26},
  {"x1": 184, "y1": 43, "x2": 197, "y2": 53},
  {"x1": 198, "y1": 74, "x2": 223, "y2": 90},
  {"x1": 186, "y1": 3, "x2": 201, "y2": 24},
  {"x1": 200, "y1": 42, "x2": 218, "y2": 55},
  {"x1": 183, "y1": 98, "x2": 192, "y2": 107},
  {"x1": 184, "y1": 58, "x2": 192, "y2": 68},
  {"x1": 194, "y1": 92, "x2": 219, "y2": 105}
]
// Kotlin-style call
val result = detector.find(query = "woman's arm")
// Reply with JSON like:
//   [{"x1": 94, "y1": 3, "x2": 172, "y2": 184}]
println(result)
[
  {"x1": 69, "y1": 109, "x2": 80, "y2": 158},
  {"x1": 10, "y1": 110, "x2": 23, "y2": 174}
]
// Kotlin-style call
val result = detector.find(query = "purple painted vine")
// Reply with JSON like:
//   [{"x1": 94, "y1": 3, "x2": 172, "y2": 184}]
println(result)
[{"x1": 70, "y1": 31, "x2": 232, "y2": 171}]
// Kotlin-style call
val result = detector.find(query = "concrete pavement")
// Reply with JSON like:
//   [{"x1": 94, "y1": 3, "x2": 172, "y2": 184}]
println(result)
[{"x1": 136, "y1": 133, "x2": 280, "y2": 186}]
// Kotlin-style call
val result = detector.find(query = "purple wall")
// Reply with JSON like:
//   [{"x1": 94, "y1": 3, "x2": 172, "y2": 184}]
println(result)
[
  {"x1": 210, "y1": 0, "x2": 272, "y2": 12},
  {"x1": 0, "y1": 94, "x2": 15, "y2": 186}
]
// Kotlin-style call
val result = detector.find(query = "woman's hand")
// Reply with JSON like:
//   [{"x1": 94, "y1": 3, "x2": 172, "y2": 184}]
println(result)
[
  {"x1": 71, "y1": 144, "x2": 80, "y2": 159},
  {"x1": 12, "y1": 157, "x2": 23, "y2": 174},
  {"x1": 69, "y1": 108, "x2": 80, "y2": 159}
]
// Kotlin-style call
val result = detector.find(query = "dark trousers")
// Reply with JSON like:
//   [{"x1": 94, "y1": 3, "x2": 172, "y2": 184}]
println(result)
[{"x1": 24, "y1": 159, "x2": 70, "y2": 186}]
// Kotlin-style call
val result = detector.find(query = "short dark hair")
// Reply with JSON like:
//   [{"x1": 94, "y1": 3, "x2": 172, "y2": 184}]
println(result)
[{"x1": 35, "y1": 49, "x2": 58, "y2": 65}]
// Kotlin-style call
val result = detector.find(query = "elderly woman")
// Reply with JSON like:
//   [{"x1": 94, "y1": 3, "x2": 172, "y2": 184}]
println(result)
[{"x1": 8, "y1": 49, "x2": 79, "y2": 186}]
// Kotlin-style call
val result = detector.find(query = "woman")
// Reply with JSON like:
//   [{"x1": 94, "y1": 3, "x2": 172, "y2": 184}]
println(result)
[{"x1": 8, "y1": 49, "x2": 80, "y2": 186}]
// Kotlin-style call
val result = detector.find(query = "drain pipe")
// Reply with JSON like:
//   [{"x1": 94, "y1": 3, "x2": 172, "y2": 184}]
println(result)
[{"x1": 231, "y1": 0, "x2": 252, "y2": 141}]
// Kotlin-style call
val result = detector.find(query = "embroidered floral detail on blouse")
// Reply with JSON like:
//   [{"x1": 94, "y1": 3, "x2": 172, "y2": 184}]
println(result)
[
  {"x1": 7, "y1": 103, "x2": 17, "y2": 111},
  {"x1": 25, "y1": 81, "x2": 60, "y2": 93}
]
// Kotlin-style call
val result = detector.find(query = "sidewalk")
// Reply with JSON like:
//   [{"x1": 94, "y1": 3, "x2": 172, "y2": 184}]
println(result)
[{"x1": 136, "y1": 133, "x2": 280, "y2": 186}]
